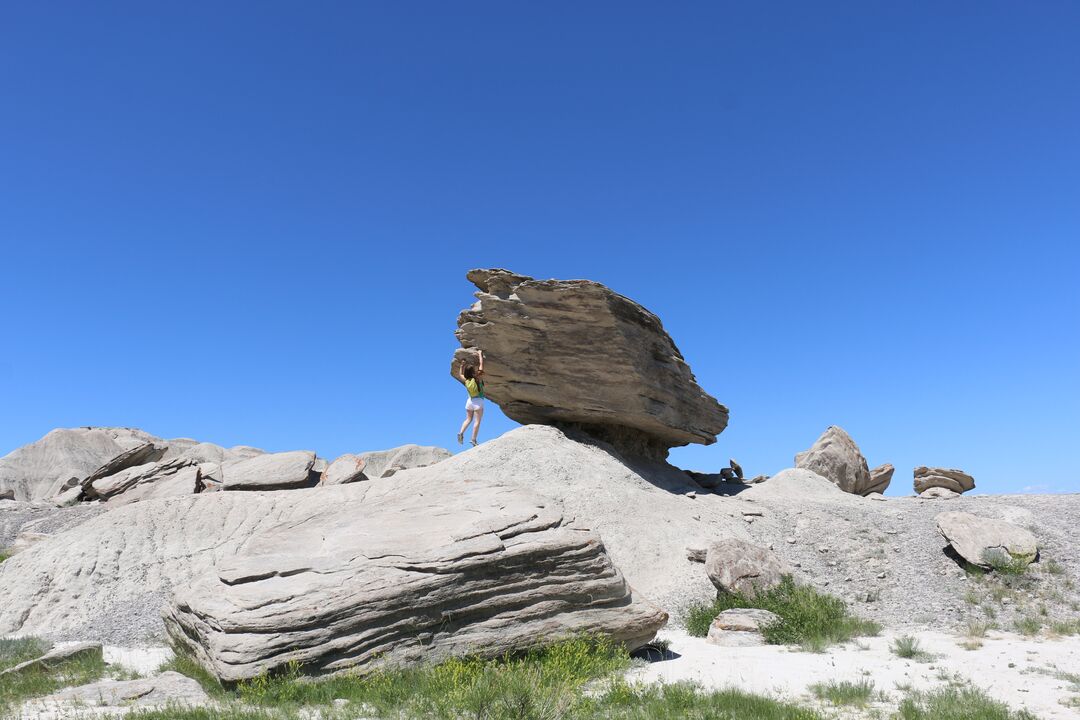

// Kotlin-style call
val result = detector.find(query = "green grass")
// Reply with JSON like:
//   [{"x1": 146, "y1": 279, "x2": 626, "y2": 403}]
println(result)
[
  {"x1": 1040, "y1": 559, "x2": 1066, "y2": 576},
  {"x1": 0, "y1": 550, "x2": 11, "y2": 564},
  {"x1": 808, "y1": 678, "x2": 875, "y2": 707},
  {"x1": 982, "y1": 551, "x2": 1031, "y2": 576},
  {"x1": 0, "y1": 641, "x2": 109, "y2": 715},
  {"x1": 1013, "y1": 616, "x2": 1041, "y2": 636},
  {"x1": 1050, "y1": 619, "x2": 1080, "y2": 636},
  {"x1": 891, "y1": 635, "x2": 931, "y2": 661},
  {"x1": 897, "y1": 686, "x2": 1038, "y2": 720},
  {"x1": 685, "y1": 576, "x2": 880, "y2": 651}
]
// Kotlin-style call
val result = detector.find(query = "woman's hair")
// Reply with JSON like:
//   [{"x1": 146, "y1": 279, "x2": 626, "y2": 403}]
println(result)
[{"x1": 463, "y1": 364, "x2": 476, "y2": 380}]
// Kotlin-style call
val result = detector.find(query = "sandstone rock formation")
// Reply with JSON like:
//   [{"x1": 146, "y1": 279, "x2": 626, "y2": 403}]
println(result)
[
  {"x1": 936, "y1": 511, "x2": 1038, "y2": 568},
  {"x1": 705, "y1": 536, "x2": 788, "y2": 598},
  {"x1": 319, "y1": 454, "x2": 367, "y2": 485},
  {"x1": 20, "y1": 672, "x2": 211, "y2": 716},
  {"x1": 868, "y1": 463, "x2": 895, "y2": 495},
  {"x1": 915, "y1": 467, "x2": 975, "y2": 494},
  {"x1": 220, "y1": 451, "x2": 318, "y2": 491},
  {"x1": 165, "y1": 468, "x2": 667, "y2": 682},
  {"x1": 920, "y1": 487, "x2": 960, "y2": 499},
  {"x1": 0, "y1": 427, "x2": 161, "y2": 502},
  {"x1": 794, "y1": 426, "x2": 874, "y2": 495},
  {"x1": 452, "y1": 269, "x2": 728, "y2": 458},
  {"x1": 706, "y1": 608, "x2": 779, "y2": 647},
  {"x1": 85, "y1": 457, "x2": 199, "y2": 503},
  {"x1": 0, "y1": 642, "x2": 102, "y2": 678},
  {"x1": 356, "y1": 444, "x2": 452, "y2": 479}
]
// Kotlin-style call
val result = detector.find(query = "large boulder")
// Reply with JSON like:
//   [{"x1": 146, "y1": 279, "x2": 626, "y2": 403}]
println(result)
[
  {"x1": 704, "y1": 536, "x2": 788, "y2": 598},
  {"x1": 936, "y1": 511, "x2": 1038, "y2": 568},
  {"x1": 0, "y1": 427, "x2": 162, "y2": 502},
  {"x1": 867, "y1": 463, "x2": 894, "y2": 495},
  {"x1": 220, "y1": 451, "x2": 318, "y2": 491},
  {"x1": 915, "y1": 467, "x2": 975, "y2": 494},
  {"x1": 164, "y1": 469, "x2": 667, "y2": 682},
  {"x1": 452, "y1": 269, "x2": 728, "y2": 458},
  {"x1": 794, "y1": 426, "x2": 874, "y2": 495},
  {"x1": 319, "y1": 454, "x2": 367, "y2": 486}
]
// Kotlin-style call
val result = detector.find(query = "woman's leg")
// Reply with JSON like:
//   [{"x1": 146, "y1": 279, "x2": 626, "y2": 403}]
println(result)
[
  {"x1": 458, "y1": 410, "x2": 474, "y2": 442},
  {"x1": 471, "y1": 406, "x2": 484, "y2": 443}
]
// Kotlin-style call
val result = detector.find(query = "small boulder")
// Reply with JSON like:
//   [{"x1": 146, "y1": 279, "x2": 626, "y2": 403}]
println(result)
[
  {"x1": 356, "y1": 444, "x2": 452, "y2": 480},
  {"x1": 915, "y1": 467, "x2": 975, "y2": 494},
  {"x1": 0, "y1": 489, "x2": 13, "y2": 501},
  {"x1": 21, "y1": 671, "x2": 210, "y2": 715},
  {"x1": 705, "y1": 536, "x2": 788, "y2": 598},
  {"x1": 936, "y1": 511, "x2": 1038, "y2": 568},
  {"x1": 320, "y1": 454, "x2": 368, "y2": 486},
  {"x1": 867, "y1": 463, "x2": 894, "y2": 495},
  {"x1": 220, "y1": 451, "x2": 318, "y2": 491},
  {"x1": 706, "y1": 608, "x2": 780, "y2": 647},
  {"x1": 794, "y1": 426, "x2": 874, "y2": 495}
]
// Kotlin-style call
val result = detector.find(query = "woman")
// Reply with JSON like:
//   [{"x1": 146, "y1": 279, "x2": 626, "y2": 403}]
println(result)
[{"x1": 457, "y1": 350, "x2": 485, "y2": 446}]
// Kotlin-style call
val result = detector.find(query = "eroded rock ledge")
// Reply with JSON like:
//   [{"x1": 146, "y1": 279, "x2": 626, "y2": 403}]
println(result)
[{"x1": 452, "y1": 269, "x2": 728, "y2": 458}]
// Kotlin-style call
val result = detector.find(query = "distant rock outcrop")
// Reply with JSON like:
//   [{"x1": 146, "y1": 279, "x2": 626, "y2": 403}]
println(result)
[
  {"x1": 452, "y1": 269, "x2": 728, "y2": 459},
  {"x1": 914, "y1": 467, "x2": 975, "y2": 494},
  {"x1": 794, "y1": 426, "x2": 875, "y2": 496}
]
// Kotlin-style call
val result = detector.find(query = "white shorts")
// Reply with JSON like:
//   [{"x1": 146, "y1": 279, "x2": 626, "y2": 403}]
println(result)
[{"x1": 465, "y1": 397, "x2": 485, "y2": 412}]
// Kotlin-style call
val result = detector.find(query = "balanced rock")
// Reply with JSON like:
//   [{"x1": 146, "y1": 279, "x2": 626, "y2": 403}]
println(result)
[
  {"x1": 452, "y1": 269, "x2": 728, "y2": 458},
  {"x1": 164, "y1": 469, "x2": 666, "y2": 682},
  {"x1": 220, "y1": 451, "x2": 318, "y2": 491},
  {"x1": 794, "y1": 426, "x2": 874, "y2": 495},
  {"x1": 0, "y1": 427, "x2": 161, "y2": 502},
  {"x1": 706, "y1": 608, "x2": 779, "y2": 647},
  {"x1": 705, "y1": 536, "x2": 787, "y2": 598},
  {"x1": 867, "y1": 463, "x2": 894, "y2": 495},
  {"x1": 915, "y1": 467, "x2": 975, "y2": 494},
  {"x1": 936, "y1": 511, "x2": 1038, "y2": 568}
]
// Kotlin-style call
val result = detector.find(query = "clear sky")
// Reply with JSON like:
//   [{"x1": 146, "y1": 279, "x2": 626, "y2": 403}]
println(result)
[{"x1": 2, "y1": 2, "x2": 1077, "y2": 495}]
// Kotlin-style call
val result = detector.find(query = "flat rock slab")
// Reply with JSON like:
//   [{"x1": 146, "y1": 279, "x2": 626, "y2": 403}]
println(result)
[
  {"x1": 164, "y1": 467, "x2": 667, "y2": 683},
  {"x1": 936, "y1": 511, "x2": 1038, "y2": 567},
  {"x1": 706, "y1": 608, "x2": 779, "y2": 647},
  {"x1": 221, "y1": 450, "x2": 317, "y2": 491},
  {"x1": 19, "y1": 671, "x2": 211, "y2": 718},
  {"x1": 0, "y1": 642, "x2": 102, "y2": 677},
  {"x1": 452, "y1": 268, "x2": 728, "y2": 457}
]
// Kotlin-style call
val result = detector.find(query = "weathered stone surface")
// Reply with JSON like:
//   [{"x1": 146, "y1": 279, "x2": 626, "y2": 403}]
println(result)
[
  {"x1": 356, "y1": 444, "x2": 452, "y2": 480},
  {"x1": 164, "y1": 467, "x2": 667, "y2": 683},
  {"x1": 82, "y1": 443, "x2": 166, "y2": 487},
  {"x1": 0, "y1": 427, "x2": 161, "y2": 502},
  {"x1": 915, "y1": 467, "x2": 975, "y2": 494},
  {"x1": 936, "y1": 511, "x2": 1038, "y2": 568},
  {"x1": 0, "y1": 642, "x2": 102, "y2": 678},
  {"x1": 87, "y1": 458, "x2": 197, "y2": 502},
  {"x1": 705, "y1": 537, "x2": 788, "y2": 598},
  {"x1": 452, "y1": 269, "x2": 728, "y2": 458},
  {"x1": 868, "y1": 463, "x2": 894, "y2": 495},
  {"x1": 8, "y1": 531, "x2": 51, "y2": 555},
  {"x1": 220, "y1": 451, "x2": 317, "y2": 491},
  {"x1": 794, "y1": 426, "x2": 874, "y2": 495},
  {"x1": 319, "y1": 454, "x2": 367, "y2": 485},
  {"x1": 19, "y1": 671, "x2": 211, "y2": 717},
  {"x1": 706, "y1": 608, "x2": 779, "y2": 647},
  {"x1": 920, "y1": 487, "x2": 960, "y2": 500}
]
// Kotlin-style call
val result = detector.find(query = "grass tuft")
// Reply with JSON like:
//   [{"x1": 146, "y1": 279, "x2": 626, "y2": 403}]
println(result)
[
  {"x1": 0, "y1": 646, "x2": 108, "y2": 714},
  {"x1": 1013, "y1": 616, "x2": 1041, "y2": 636},
  {"x1": 898, "y1": 685, "x2": 1038, "y2": 720},
  {"x1": 982, "y1": 551, "x2": 1031, "y2": 576},
  {"x1": 891, "y1": 635, "x2": 930, "y2": 661},
  {"x1": 809, "y1": 678, "x2": 875, "y2": 707},
  {"x1": 685, "y1": 576, "x2": 880, "y2": 651},
  {"x1": 0, "y1": 637, "x2": 51, "y2": 672}
]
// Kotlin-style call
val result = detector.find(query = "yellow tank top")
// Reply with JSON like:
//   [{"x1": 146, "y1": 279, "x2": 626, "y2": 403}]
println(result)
[{"x1": 465, "y1": 378, "x2": 485, "y2": 398}]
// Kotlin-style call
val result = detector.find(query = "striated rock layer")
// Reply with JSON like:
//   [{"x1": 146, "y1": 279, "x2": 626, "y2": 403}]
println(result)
[
  {"x1": 163, "y1": 469, "x2": 667, "y2": 682},
  {"x1": 452, "y1": 269, "x2": 728, "y2": 458}
]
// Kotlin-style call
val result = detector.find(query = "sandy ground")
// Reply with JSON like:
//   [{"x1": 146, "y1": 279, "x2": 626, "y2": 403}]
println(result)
[{"x1": 629, "y1": 628, "x2": 1080, "y2": 719}]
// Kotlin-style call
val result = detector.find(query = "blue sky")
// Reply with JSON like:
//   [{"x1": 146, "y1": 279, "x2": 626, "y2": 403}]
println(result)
[{"x1": 1, "y1": 2, "x2": 1077, "y2": 495}]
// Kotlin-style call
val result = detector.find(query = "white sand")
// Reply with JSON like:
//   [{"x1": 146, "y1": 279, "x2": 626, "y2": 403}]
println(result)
[{"x1": 629, "y1": 629, "x2": 1080, "y2": 718}]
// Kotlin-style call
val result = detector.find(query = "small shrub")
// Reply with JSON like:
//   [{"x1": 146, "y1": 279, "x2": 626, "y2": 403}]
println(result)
[
  {"x1": 891, "y1": 635, "x2": 930, "y2": 661},
  {"x1": 898, "y1": 686, "x2": 1038, "y2": 720},
  {"x1": 809, "y1": 678, "x2": 875, "y2": 706},
  {"x1": 684, "y1": 577, "x2": 880, "y2": 650},
  {"x1": 0, "y1": 551, "x2": 11, "y2": 564},
  {"x1": 1050, "y1": 619, "x2": 1080, "y2": 636},
  {"x1": 1041, "y1": 559, "x2": 1066, "y2": 576},
  {"x1": 983, "y1": 551, "x2": 1031, "y2": 576},
  {"x1": 1014, "y1": 616, "x2": 1041, "y2": 636}
]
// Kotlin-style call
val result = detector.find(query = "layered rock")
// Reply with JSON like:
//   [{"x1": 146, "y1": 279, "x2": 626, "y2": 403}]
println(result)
[
  {"x1": 165, "y1": 468, "x2": 667, "y2": 682},
  {"x1": 794, "y1": 426, "x2": 875, "y2": 496},
  {"x1": 0, "y1": 427, "x2": 161, "y2": 502},
  {"x1": 86, "y1": 458, "x2": 199, "y2": 503},
  {"x1": 914, "y1": 467, "x2": 975, "y2": 494},
  {"x1": 354, "y1": 444, "x2": 452, "y2": 480},
  {"x1": 704, "y1": 537, "x2": 788, "y2": 598},
  {"x1": 868, "y1": 463, "x2": 894, "y2": 495},
  {"x1": 936, "y1": 511, "x2": 1038, "y2": 568},
  {"x1": 452, "y1": 269, "x2": 728, "y2": 458}
]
